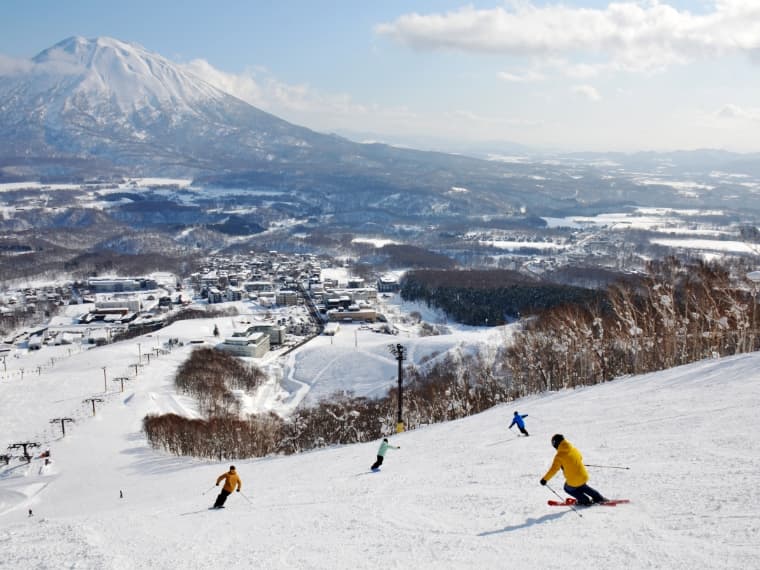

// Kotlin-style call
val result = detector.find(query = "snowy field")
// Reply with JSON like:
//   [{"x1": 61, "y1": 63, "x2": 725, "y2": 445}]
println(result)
[
  {"x1": 1, "y1": 308, "x2": 759, "y2": 568},
  {"x1": 281, "y1": 319, "x2": 506, "y2": 409},
  {"x1": 0, "y1": 294, "x2": 509, "y2": 435},
  {"x1": 0, "y1": 178, "x2": 192, "y2": 193},
  {"x1": 650, "y1": 237, "x2": 760, "y2": 255}
]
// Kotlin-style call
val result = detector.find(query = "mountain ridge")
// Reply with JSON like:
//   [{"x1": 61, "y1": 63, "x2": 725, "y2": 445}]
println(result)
[
  {"x1": 4, "y1": 36, "x2": 760, "y2": 228},
  {"x1": 0, "y1": 36, "x2": 344, "y2": 176}
]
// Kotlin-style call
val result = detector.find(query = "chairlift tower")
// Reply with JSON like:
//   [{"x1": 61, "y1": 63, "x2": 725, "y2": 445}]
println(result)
[
  {"x1": 50, "y1": 417, "x2": 74, "y2": 437},
  {"x1": 389, "y1": 343, "x2": 406, "y2": 433}
]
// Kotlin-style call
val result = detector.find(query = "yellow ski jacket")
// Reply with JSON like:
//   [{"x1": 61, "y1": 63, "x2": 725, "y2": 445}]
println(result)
[
  {"x1": 216, "y1": 469, "x2": 242, "y2": 493},
  {"x1": 542, "y1": 439, "x2": 589, "y2": 487}
]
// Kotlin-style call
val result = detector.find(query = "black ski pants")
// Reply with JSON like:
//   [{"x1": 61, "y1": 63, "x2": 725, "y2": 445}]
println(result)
[
  {"x1": 214, "y1": 488, "x2": 231, "y2": 508},
  {"x1": 564, "y1": 482, "x2": 605, "y2": 505},
  {"x1": 370, "y1": 455, "x2": 384, "y2": 470}
]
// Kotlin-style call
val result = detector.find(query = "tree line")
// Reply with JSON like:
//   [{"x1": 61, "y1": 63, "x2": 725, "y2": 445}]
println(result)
[
  {"x1": 144, "y1": 258, "x2": 760, "y2": 461},
  {"x1": 174, "y1": 347, "x2": 266, "y2": 415},
  {"x1": 143, "y1": 347, "x2": 507, "y2": 460},
  {"x1": 400, "y1": 268, "x2": 602, "y2": 325},
  {"x1": 143, "y1": 348, "x2": 270, "y2": 457},
  {"x1": 505, "y1": 258, "x2": 760, "y2": 394}
]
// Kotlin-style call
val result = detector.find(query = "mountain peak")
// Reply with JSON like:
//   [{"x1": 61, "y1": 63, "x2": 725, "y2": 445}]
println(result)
[
  {"x1": 33, "y1": 36, "x2": 148, "y2": 67},
  {"x1": 25, "y1": 36, "x2": 224, "y2": 114},
  {"x1": 0, "y1": 36, "x2": 319, "y2": 175}
]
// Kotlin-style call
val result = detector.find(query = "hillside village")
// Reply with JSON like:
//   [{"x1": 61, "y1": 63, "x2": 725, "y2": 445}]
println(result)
[{"x1": 0, "y1": 250, "x2": 403, "y2": 388}]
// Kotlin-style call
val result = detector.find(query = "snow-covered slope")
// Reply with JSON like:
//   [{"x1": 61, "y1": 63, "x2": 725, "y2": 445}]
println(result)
[
  {"x1": 1, "y1": 317, "x2": 758, "y2": 568},
  {"x1": 0, "y1": 306, "x2": 503, "y2": 437},
  {"x1": 31, "y1": 36, "x2": 226, "y2": 115}
]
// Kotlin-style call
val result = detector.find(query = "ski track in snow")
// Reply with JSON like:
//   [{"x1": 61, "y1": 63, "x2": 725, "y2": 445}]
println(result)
[{"x1": 0, "y1": 519, "x2": 117, "y2": 569}]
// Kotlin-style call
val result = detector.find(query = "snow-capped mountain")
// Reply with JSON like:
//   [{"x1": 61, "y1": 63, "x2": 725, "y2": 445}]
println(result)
[
  {"x1": 0, "y1": 37, "x2": 544, "y2": 221},
  {"x1": 0, "y1": 36, "x2": 341, "y2": 175},
  {"x1": 4, "y1": 36, "x2": 760, "y2": 225},
  {"x1": 32, "y1": 36, "x2": 225, "y2": 114}
]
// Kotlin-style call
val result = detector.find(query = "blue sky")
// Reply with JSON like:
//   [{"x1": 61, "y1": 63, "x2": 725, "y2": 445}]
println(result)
[{"x1": 2, "y1": 1, "x2": 760, "y2": 153}]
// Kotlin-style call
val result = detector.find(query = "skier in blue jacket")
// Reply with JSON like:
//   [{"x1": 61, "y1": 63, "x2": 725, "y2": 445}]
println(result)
[{"x1": 509, "y1": 411, "x2": 529, "y2": 436}]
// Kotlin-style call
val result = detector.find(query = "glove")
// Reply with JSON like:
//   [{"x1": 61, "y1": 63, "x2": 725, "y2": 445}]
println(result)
[
  {"x1": 540, "y1": 479, "x2": 547, "y2": 486},
  {"x1": 236, "y1": 489, "x2": 240, "y2": 492},
  {"x1": 215, "y1": 483, "x2": 219, "y2": 486}
]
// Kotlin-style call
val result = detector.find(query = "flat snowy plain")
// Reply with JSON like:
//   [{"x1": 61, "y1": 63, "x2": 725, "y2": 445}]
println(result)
[{"x1": 1, "y1": 310, "x2": 758, "y2": 569}]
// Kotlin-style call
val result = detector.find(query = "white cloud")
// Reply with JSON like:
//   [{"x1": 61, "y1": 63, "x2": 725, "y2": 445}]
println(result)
[
  {"x1": 572, "y1": 84, "x2": 602, "y2": 101},
  {"x1": 0, "y1": 53, "x2": 83, "y2": 76},
  {"x1": 179, "y1": 59, "x2": 436, "y2": 138},
  {"x1": 0, "y1": 54, "x2": 33, "y2": 75},
  {"x1": 181, "y1": 59, "x2": 367, "y2": 117},
  {"x1": 715, "y1": 103, "x2": 760, "y2": 121},
  {"x1": 498, "y1": 69, "x2": 545, "y2": 82},
  {"x1": 376, "y1": 1, "x2": 760, "y2": 73},
  {"x1": 182, "y1": 59, "x2": 265, "y2": 107}
]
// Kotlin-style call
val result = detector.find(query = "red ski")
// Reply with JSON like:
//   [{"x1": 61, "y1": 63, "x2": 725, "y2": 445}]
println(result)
[{"x1": 548, "y1": 498, "x2": 630, "y2": 507}]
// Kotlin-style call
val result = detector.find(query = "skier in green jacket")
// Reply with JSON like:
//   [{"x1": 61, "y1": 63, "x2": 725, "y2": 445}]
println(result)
[{"x1": 370, "y1": 438, "x2": 399, "y2": 471}]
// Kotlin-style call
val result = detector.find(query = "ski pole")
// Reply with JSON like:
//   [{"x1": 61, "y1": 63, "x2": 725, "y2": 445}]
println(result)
[
  {"x1": 545, "y1": 483, "x2": 583, "y2": 518},
  {"x1": 239, "y1": 491, "x2": 254, "y2": 506},
  {"x1": 201, "y1": 485, "x2": 216, "y2": 495},
  {"x1": 544, "y1": 482, "x2": 564, "y2": 502},
  {"x1": 584, "y1": 464, "x2": 630, "y2": 470}
]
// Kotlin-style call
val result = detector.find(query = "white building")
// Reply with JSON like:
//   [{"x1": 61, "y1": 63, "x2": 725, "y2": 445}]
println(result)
[
  {"x1": 276, "y1": 290, "x2": 299, "y2": 306},
  {"x1": 95, "y1": 294, "x2": 141, "y2": 313},
  {"x1": 217, "y1": 332, "x2": 270, "y2": 358}
]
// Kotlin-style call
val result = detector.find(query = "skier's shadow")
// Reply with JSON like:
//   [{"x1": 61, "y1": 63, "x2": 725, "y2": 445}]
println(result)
[{"x1": 478, "y1": 511, "x2": 567, "y2": 536}]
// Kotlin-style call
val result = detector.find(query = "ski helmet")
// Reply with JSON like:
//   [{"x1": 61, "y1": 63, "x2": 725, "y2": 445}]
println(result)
[
  {"x1": 551, "y1": 434, "x2": 564, "y2": 449},
  {"x1": 230, "y1": 465, "x2": 236, "y2": 471}
]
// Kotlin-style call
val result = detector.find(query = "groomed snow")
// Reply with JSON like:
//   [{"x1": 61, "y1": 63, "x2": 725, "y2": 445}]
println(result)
[
  {"x1": 650, "y1": 238, "x2": 760, "y2": 254},
  {"x1": 480, "y1": 240, "x2": 567, "y2": 251},
  {"x1": 1, "y1": 323, "x2": 759, "y2": 568}
]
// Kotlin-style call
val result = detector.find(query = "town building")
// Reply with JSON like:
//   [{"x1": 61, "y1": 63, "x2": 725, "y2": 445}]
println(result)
[{"x1": 217, "y1": 332, "x2": 270, "y2": 358}]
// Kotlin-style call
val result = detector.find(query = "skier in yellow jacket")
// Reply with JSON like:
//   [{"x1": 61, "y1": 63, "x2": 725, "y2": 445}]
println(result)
[
  {"x1": 213, "y1": 465, "x2": 242, "y2": 509},
  {"x1": 540, "y1": 434, "x2": 607, "y2": 506}
]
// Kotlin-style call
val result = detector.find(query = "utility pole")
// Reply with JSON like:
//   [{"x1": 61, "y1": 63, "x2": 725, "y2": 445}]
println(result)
[
  {"x1": 50, "y1": 417, "x2": 74, "y2": 437},
  {"x1": 389, "y1": 343, "x2": 406, "y2": 433},
  {"x1": 102, "y1": 366, "x2": 107, "y2": 392},
  {"x1": 137, "y1": 342, "x2": 142, "y2": 364},
  {"x1": 747, "y1": 271, "x2": 760, "y2": 350},
  {"x1": 8, "y1": 442, "x2": 40, "y2": 463},
  {"x1": 113, "y1": 376, "x2": 130, "y2": 393},
  {"x1": 83, "y1": 397, "x2": 104, "y2": 416}
]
